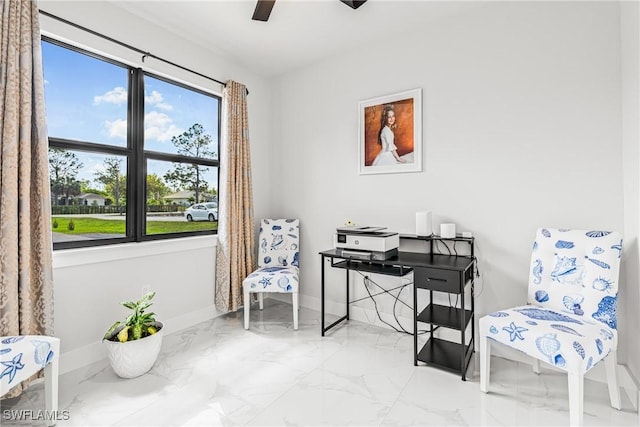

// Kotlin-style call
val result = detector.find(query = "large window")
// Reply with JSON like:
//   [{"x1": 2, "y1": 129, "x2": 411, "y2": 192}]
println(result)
[{"x1": 42, "y1": 38, "x2": 221, "y2": 249}]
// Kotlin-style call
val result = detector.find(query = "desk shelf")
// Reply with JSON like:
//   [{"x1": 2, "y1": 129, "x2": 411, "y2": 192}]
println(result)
[
  {"x1": 400, "y1": 233, "x2": 474, "y2": 244},
  {"x1": 417, "y1": 338, "x2": 473, "y2": 375},
  {"x1": 417, "y1": 304, "x2": 472, "y2": 330},
  {"x1": 331, "y1": 260, "x2": 412, "y2": 277},
  {"x1": 410, "y1": 234, "x2": 475, "y2": 381}
]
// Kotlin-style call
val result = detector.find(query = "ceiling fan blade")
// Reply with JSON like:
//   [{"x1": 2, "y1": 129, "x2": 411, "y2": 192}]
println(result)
[
  {"x1": 340, "y1": 0, "x2": 367, "y2": 10},
  {"x1": 252, "y1": 0, "x2": 276, "y2": 22}
]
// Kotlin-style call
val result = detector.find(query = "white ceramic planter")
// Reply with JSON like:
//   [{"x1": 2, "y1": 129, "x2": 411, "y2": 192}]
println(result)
[{"x1": 103, "y1": 322, "x2": 164, "y2": 378}]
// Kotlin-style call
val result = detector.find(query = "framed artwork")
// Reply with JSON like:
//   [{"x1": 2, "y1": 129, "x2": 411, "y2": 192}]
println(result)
[{"x1": 358, "y1": 88, "x2": 422, "y2": 175}]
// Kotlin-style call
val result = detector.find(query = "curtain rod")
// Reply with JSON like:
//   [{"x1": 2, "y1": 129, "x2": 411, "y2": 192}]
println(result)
[{"x1": 39, "y1": 10, "x2": 248, "y2": 94}]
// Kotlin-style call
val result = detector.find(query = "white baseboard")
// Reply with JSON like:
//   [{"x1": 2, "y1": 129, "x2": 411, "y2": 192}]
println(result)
[
  {"x1": 160, "y1": 305, "x2": 220, "y2": 336},
  {"x1": 59, "y1": 305, "x2": 219, "y2": 375},
  {"x1": 619, "y1": 364, "x2": 639, "y2": 412},
  {"x1": 272, "y1": 292, "x2": 414, "y2": 333},
  {"x1": 347, "y1": 304, "x2": 414, "y2": 332},
  {"x1": 59, "y1": 340, "x2": 106, "y2": 376}
]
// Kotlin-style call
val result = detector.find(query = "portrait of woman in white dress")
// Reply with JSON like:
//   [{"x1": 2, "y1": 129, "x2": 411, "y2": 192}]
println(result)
[
  {"x1": 359, "y1": 88, "x2": 421, "y2": 175},
  {"x1": 372, "y1": 104, "x2": 406, "y2": 166}
]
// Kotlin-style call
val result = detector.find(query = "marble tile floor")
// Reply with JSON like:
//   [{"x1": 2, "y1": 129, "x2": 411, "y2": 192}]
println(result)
[{"x1": 2, "y1": 299, "x2": 639, "y2": 426}]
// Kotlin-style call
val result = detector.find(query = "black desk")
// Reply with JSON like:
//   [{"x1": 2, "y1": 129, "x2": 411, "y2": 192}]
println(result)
[{"x1": 319, "y1": 247, "x2": 475, "y2": 380}]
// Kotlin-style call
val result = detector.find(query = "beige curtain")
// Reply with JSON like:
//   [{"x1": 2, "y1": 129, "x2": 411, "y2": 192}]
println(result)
[
  {"x1": 215, "y1": 81, "x2": 255, "y2": 312},
  {"x1": 0, "y1": 0, "x2": 54, "y2": 398}
]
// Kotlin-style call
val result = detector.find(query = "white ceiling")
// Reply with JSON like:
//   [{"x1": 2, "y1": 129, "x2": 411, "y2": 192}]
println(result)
[{"x1": 106, "y1": 0, "x2": 483, "y2": 76}]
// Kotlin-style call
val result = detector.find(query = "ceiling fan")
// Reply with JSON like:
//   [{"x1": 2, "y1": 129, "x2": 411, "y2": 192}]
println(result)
[{"x1": 252, "y1": 0, "x2": 367, "y2": 22}]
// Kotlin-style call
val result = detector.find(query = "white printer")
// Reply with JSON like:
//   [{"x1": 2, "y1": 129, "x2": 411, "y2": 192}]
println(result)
[{"x1": 333, "y1": 226, "x2": 399, "y2": 260}]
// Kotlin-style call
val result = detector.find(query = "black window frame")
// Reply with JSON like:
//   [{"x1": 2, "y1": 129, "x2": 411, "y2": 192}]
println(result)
[{"x1": 43, "y1": 37, "x2": 221, "y2": 250}]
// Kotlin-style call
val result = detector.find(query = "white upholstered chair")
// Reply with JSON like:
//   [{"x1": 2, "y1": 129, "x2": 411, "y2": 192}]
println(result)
[
  {"x1": 243, "y1": 219, "x2": 300, "y2": 330},
  {"x1": 479, "y1": 228, "x2": 622, "y2": 426},
  {"x1": 0, "y1": 335, "x2": 60, "y2": 426}
]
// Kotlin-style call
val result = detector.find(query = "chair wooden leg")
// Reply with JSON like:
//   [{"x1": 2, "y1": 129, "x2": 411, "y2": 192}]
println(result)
[
  {"x1": 258, "y1": 293, "x2": 264, "y2": 310},
  {"x1": 243, "y1": 288, "x2": 250, "y2": 330},
  {"x1": 44, "y1": 358, "x2": 59, "y2": 426},
  {"x1": 605, "y1": 351, "x2": 621, "y2": 410},
  {"x1": 292, "y1": 292, "x2": 299, "y2": 330},
  {"x1": 568, "y1": 372, "x2": 584, "y2": 427},
  {"x1": 480, "y1": 333, "x2": 491, "y2": 393}
]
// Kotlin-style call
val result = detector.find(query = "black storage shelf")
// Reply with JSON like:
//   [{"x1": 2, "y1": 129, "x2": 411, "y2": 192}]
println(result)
[
  {"x1": 417, "y1": 338, "x2": 473, "y2": 374},
  {"x1": 409, "y1": 234, "x2": 475, "y2": 381},
  {"x1": 417, "y1": 304, "x2": 472, "y2": 330},
  {"x1": 331, "y1": 260, "x2": 412, "y2": 277}
]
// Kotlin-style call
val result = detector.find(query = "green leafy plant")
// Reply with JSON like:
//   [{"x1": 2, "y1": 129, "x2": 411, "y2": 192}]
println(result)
[
  {"x1": 52, "y1": 219, "x2": 58, "y2": 229},
  {"x1": 103, "y1": 291, "x2": 159, "y2": 343},
  {"x1": 67, "y1": 219, "x2": 75, "y2": 231}
]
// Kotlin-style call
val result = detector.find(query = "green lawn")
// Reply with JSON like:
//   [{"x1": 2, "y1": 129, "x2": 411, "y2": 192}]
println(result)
[{"x1": 52, "y1": 217, "x2": 216, "y2": 235}]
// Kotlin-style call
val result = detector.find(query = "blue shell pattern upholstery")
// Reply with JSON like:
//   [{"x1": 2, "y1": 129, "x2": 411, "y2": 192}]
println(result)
[
  {"x1": 0, "y1": 335, "x2": 59, "y2": 395},
  {"x1": 243, "y1": 219, "x2": 299, "y2": 293},
  {"x1": 479, "y1": 228, "x2": 621, "y2": 375}
]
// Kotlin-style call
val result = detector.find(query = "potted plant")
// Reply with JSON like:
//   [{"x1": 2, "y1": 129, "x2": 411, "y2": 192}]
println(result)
[{"x1": 103, "y1": 291, "x2": 164, "y2": 378}]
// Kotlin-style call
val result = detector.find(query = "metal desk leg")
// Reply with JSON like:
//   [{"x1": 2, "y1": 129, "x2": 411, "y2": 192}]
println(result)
[
  {"x1": 460, "y1": 270, "x2": 466, "y2": 381},
  {"x1": 321, "y1": 254, "x2": 325, "y2": 336},
  {"x1": 413, "y1": 280, "x2": 418, "y2": 366},
  {"x1": 346, "y1": 263, "x2": 350, "y2": 320},
  {"x1": 321, "y1": 255, "x2": 349, "y2": 335}
]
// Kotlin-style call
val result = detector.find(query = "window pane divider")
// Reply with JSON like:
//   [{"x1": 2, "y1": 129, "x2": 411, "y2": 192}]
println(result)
[
  {"x1": 48, "y1": 137, "x2": 132, "y2": 156},
  {"x1": 144, "y1": 150, "x2": 219, "y2": 166}
]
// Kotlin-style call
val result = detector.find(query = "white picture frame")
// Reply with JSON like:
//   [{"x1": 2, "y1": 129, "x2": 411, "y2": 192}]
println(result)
[{"x1": 358, "y1": 88, "x2": 422, "y2": 175}]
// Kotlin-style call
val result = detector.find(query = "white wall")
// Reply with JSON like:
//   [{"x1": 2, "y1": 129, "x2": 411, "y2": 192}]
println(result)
[
  {"x1": 621, "y1": 0, "x2": 640, "y2": 385},
  {"x1": 52, "y1": 238, "x2": 216, "y2": 373},
  {"x1": 37, "y1": 0, "x2": 639, "y2": 387},
  {"x1": 273, "y1": 0, "x2": 635, "y2": 370},
  {"x1": 38, "y1": 1, "x2": 274, "y2": 373}
]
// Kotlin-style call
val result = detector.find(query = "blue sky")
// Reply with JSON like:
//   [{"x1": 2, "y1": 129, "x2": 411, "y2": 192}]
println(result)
[{"x1": 42, "y1": 41, "x2": 219, "y2": 191}]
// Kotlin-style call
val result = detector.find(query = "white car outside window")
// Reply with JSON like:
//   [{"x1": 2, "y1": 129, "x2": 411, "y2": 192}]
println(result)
[{"x1": 184, "y1": 202, "x2": 218, "y2": 222}]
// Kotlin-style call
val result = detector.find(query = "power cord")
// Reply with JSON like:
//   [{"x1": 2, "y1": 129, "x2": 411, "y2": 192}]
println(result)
[
  {"x1": 436, "y1": 239, "x2": 452, "y2": 256},
  {"x1": 471, "y1": 240, "x2": 484, "y2": 298},
  {"x1": 448, "y1": 293, "x2": 459, "y2": 308},
  {"x1": 436, "y1": 237, "x2": 480, "y2": 300},
  {"x1": 353, "y1": 271, "x2": 435, "y2": 335}
]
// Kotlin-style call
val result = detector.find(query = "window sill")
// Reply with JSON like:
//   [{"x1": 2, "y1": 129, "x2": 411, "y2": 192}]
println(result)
[{"x1": 53, "y1": 235, "x2": 218, "y2": 269}]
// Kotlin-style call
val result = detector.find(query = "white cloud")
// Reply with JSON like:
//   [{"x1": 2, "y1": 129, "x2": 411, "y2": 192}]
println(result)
[
  {"x1": 105, "y1": 119, "x2": 127, "y2": 140},
  {"x1": 145, "y1": 90, "x2": 173, "y2": 111},
  {"x1": 94, "y1": 87, "x2": 127, "y2": 105},
  {"x1": 145, "y1": 110, "x2": 171, "y2": 128},
  {"x1": 103, "y1": 112, "x2": 181, "y2": 143},
  {"x1": 144, "y1": 111, "x2": 182, "y2": 142},
  {"x1": 155, "y1": 102, "x2": 173, "y2": 111},
  {"x1": 145, "y1": 90, "x2": 163, "y2": 104}
]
